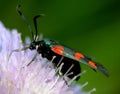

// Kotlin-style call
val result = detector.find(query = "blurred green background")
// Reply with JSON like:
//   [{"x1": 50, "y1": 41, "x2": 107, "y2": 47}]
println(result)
[{"x1": 0, "y1": 0, "x2": 120, "y2": 94}]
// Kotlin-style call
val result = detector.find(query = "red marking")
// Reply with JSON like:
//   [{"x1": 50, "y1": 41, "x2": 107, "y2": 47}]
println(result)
[
  {"x1": 52, "y1": 45, "x2": 64, "y2": 55},
  {"x1": 74, "y1": 52, "x2": 84, "y2": 60},
  {"x1": 88, "y1": 61, "x2": 97, "y2": 69}
]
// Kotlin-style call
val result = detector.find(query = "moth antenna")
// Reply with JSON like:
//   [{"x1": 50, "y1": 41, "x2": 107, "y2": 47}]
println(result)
[
  {"x1": 16, "y1": 5, "x2": 34, "y2": 40},
  {"x1": 39, "y1": 33, "x2": 43, "y2": 40},
  {"x1": 33, "y1": 14, "x2": 45, "y2": 41}
]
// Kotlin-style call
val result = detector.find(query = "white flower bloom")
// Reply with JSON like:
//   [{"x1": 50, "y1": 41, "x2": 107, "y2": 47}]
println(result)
[{"x1": 0, "y1": 22, "x2": 93, "y2": 94}]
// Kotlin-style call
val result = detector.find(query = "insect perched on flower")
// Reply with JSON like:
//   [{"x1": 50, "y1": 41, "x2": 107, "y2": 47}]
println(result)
[{"x1": 14, "y1": 5, "x2": 109, "y2": 81}]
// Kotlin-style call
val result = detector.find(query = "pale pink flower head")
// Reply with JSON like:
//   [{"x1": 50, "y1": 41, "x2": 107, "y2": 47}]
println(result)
[{"x1": 0, "y1": 22, "x2": 95, "y2": 94}]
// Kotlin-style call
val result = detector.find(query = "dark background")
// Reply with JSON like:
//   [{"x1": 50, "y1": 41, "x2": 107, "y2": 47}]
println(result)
[{"x1": 0, "y1": 0, "x2": 120, "y2": 94}]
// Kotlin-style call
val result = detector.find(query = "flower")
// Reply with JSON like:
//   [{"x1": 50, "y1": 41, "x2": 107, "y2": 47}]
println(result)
[{"x1": 0, "y1": 21, "x2": 95, "y2": 94}]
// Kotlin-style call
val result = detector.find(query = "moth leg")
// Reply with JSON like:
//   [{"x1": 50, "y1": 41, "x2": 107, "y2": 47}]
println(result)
[
  {"x1": 8, "y1": 47, "x2": 29, "y2": 60},
  {"x1": 26, "y1": 53, "x2": 38, "y2": 66}
]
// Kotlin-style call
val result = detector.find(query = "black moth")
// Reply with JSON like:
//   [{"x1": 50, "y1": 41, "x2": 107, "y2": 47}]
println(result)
[{"x1": 14, "y1": 5, "x2": 109, "y2": 81}]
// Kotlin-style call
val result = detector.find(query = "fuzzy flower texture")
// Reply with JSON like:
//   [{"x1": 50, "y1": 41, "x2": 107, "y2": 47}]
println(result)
[{"x1": 0, "y1": 22, "x2": 95, "y2": 94}]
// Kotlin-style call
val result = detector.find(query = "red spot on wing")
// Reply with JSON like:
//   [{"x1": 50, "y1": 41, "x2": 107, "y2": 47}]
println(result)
[
  {"x1": 52, "y1": 45, "x2": 64, "y2": 55},
  {"x1": 88, "y1": 61, "x2": 97, "y2": 69},
  {"x1": 74, "y1": 52, "x2": 84, "y2": 60}
]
